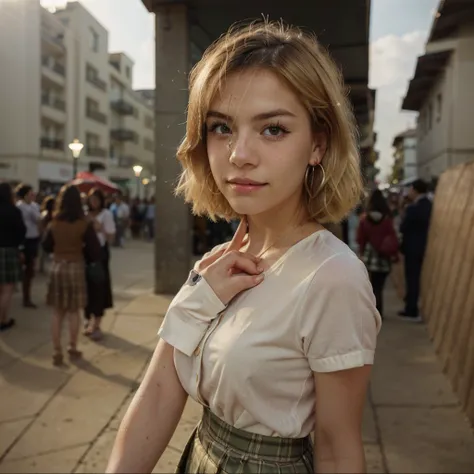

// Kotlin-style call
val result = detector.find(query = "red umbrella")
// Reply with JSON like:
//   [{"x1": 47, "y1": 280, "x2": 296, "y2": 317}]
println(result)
[{"x1": 71, "y1": 172, "x2": 119, "y2": 194}]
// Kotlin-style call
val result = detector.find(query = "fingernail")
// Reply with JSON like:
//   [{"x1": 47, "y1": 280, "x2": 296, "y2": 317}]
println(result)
[
  {"x1": 257, "y1": 266, "x2": 264, "y2": 272},
  {"x1": 255, "y1": 274, "x2": 264, "y2": 282}
]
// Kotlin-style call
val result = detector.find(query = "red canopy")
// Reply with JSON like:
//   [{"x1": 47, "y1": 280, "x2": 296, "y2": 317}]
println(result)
[{"x1": 71, "y1": 172, "x2": 119, "y2": 194}]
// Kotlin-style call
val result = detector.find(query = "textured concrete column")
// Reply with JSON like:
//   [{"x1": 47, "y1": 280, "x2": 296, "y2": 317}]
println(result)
[{"x1": 153, "y1": 4, "x2": 191, "y2": 294}]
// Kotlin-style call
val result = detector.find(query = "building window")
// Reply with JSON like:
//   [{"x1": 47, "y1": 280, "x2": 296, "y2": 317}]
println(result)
[
  {"x1": 144, "y1": 115, "x2": 153, "y2": 130},
  {"x1": 436, "y1": 93, "x2": 442, "y2": 122},
  {"x1": 125, "y1": 66, "x2": 131, "y2": 79},
  {"x1": 89, "y1": 27, "x2": 99, "y2": 52}
]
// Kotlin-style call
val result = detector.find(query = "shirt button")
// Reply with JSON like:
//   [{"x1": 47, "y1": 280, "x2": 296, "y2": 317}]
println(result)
[{"x1": 194, "y1": 346, "x2": 200, "y2": 356}]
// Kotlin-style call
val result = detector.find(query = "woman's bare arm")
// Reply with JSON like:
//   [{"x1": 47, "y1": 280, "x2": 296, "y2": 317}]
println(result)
[
  {"x1": 106, "y1": 339, "x2": 188, "y2": 473},
  {"x1": 313, "y1": 365, "x2": 372, "y2": 473}
]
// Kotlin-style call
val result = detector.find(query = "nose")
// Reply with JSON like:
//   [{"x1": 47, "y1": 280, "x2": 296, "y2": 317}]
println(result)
[{"x1": 229, "y1": 132, "x2": 258, "y2": 168}]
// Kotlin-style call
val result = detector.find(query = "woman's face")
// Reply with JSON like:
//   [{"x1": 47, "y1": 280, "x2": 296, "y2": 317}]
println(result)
[
  {"x1": 205, "y1": 68, "x2": 325, "y2": 219},
  {"x1": 89, "y1": 195, "x2": 100, "y2": 210}
]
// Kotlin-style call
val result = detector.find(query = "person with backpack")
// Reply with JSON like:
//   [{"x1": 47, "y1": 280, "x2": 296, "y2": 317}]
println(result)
[{"x1": 357, "y1": 190, "x2": 399, "y2": 318}]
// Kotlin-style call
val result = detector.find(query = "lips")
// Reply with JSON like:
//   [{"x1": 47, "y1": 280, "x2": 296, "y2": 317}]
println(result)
[{"x1": 227, "y1": 178, "x2": 267, "y2": 194}]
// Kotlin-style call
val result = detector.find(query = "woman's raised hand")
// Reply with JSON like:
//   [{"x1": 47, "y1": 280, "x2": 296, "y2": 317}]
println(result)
[{"x1": 197, "y1": 219, "x2": 264, "y2": 306}]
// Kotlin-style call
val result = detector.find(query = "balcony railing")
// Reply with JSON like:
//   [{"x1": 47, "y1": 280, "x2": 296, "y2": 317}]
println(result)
[
  {"x1": 40, "y1": 137, "x2": 64, "y2": 151},
  {"x1": 41, "y1": 28, "x2": 65, "y2": 50},
  {"x1": 87, "y1": 147, "x2": 107, "y2": 158},
  {"x1": 42, "y1": 94, "x2": 66, "y2": 111},
  {"x1": 110, "y1": 128, "x2": 136, "y2": 142},
  {"x1": 117, "y1": 155, "x2": 136, "y2": 168},
  {"x1": 41, "y1": 56, "x2": 66, "y2": 77},
  {"x1": 87, "y1": 109, "x2": 107, "y2": 124},
  {"x1": 111, "y1": 99, "x2": 134, "y2": 115},
  {"x1": 87, "y1": 75, "x2": 107, "y2": 91}
]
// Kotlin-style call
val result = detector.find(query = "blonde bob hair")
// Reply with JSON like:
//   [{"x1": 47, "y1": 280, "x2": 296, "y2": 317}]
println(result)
[{"x1": 176, "y1": 21, "x2": 363, "y2": 224}]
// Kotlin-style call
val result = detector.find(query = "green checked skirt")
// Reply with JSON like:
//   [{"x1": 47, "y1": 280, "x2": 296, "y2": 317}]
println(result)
[{"x1": 176, "y1": 408, "x2": 314, "y2": 474}]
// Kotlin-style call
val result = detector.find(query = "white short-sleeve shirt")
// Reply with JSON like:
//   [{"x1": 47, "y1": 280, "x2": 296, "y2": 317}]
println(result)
[
  {"x1": 95, "y1": 209, "x2": 116, "y2": 247},
  {"x1": 158, "y1": 229, "x2": 381, "y2": 438}
]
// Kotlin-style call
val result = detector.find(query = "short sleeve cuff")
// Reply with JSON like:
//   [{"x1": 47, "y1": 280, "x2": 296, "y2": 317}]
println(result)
[
  {"x1": 309, "y1": 349, "x2": 375, "y2": 373},
  {"x1": 158, "y1": 277, "x2": 226, "y2": 357}
]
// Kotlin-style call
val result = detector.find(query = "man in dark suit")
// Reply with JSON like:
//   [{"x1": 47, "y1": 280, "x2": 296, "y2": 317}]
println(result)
[{"x1": 399, "y1": 179, "x2": 432, "y2": 320}]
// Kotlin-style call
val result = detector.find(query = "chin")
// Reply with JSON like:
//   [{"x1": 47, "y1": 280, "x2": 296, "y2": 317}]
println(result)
[{"x1": 226, "y1": 197, "x2": 272, "y2": 217}]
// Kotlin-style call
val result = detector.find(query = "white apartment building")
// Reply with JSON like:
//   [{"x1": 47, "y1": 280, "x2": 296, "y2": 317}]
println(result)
[
  {"x1": 0, "y1": 0, "x2": 154, "y2": 196},
  {"x1": 108, "y1": 52, "x2": 155, "y2": 196},
  {"x1": 392, "y1": 129, "x2": 418, "y2": 184},
  {"x1": 402, "y1": 0, "x2": 474, "y2": 181}
]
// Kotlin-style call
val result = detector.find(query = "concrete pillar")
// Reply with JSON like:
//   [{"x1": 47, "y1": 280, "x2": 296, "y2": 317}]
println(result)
[{"x1": 153, "y1": 4, "x2": 191, "y2": 294}]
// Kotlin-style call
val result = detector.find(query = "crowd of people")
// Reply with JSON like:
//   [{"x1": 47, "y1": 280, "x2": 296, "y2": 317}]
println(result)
[
  {"x1": 0, "y1": 181, "x2": 156, "y2": 366},
  {"x1": 357, "y1": 178, "x2": 433, "y2": 321}
]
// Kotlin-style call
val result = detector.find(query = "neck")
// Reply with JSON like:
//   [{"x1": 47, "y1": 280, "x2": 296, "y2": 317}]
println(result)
[{"x1": 245, "y1": 198, "x2": 318, "y2": 254}]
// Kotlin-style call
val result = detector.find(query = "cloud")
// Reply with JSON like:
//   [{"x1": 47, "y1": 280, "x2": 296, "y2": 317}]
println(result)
[{"x1": 370, "y1": 31, "x2": 427, "y2": 181}]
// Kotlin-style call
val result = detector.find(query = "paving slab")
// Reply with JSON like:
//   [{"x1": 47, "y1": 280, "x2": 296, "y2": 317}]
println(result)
[
  {"x1": 0, "y1": 418, "x2": 33, "y2": 460},
  {"x1": 377, "y1": 406, "x2": 474, "y2": 473},
  {"x1": 0, "y1": 445, "x2": 88, "y2": 474},
  {"x1": 3, "y1": 348, "x2": 147, "y2": 461}
]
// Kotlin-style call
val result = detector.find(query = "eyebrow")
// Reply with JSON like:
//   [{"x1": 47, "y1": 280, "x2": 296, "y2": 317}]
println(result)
[{"x1": 206, "y1": 108, "x2": 296, "y2": 122}]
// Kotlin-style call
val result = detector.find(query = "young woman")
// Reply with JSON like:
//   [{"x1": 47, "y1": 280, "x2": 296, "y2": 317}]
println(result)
[
  {"x1": 83, "y1": 188, "x2": 115, "y2": 341},
  {"x1": 107, "y1": 22, "x2": 381, "y2": 474},
  {"x1": 357, "y1": 190, "x2": 399, "y2": 318},
  {"x1": 0, "y1": 183, "x2": 26, "y2": 331},
  {"x1": 38, "y1": 195, "x2": 55, "y2": 274},
  {"x1": 42, "y1": 185, "x2": 101, "y2": 366}
]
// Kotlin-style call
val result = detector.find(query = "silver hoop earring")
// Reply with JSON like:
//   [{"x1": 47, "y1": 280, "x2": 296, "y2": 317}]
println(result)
[{"x1": 305, "y1": 163, "x2": 326, "y2": 200}]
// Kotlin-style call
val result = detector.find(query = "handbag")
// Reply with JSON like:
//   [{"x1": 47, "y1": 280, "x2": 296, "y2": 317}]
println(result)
[{"x1": 86, "y1": 261, "x2": 105, "y2": 284}]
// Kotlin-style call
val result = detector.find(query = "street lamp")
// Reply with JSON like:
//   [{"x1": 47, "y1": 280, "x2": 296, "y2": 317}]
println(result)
[
  {"x1": 133, "y1": 165, "x2": 143, "y2": 197},
  {"x1": 68, "y1": 139, "x2": 84, "y2": 179}
]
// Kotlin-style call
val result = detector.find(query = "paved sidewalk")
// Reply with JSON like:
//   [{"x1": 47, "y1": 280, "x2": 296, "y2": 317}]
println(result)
[{"x1": 1, "y1": 242, "x2": 473, "y2": 473}]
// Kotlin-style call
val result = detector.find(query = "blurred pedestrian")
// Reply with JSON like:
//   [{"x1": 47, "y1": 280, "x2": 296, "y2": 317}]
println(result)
[
  {"x1": 399, "y1": 179, "x2": 432, "y2": 321},
  {"x1": 42, "y1": 185, "x2": 101, "y2": 366},
  {"x1": 144, "y1": 197, "x2": 155, "y2": 240},
  {"x1": 39, "y1": 195, "x2": 55, "y2": 274},
  {"x1": 15, "y1": 183, "x2": 41, "y2": 308},
  {"x1": 357, "y1": 190, "x2": 399, "y2": 317},
  {"x1": 130, "y1": 197, "x2": 144, "y2": 239},
  {"x1": 110, "y1": 194, "x2": 129, "y2": 247},
  {"x1": 0, "y1": 183, "x2": 26, "y2": 331},
  {"x1": 84, "y1": 188, "x2": 116, "y2": 341}
]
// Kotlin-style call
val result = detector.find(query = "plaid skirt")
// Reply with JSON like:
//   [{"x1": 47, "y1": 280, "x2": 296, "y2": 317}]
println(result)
[
  {"x1": 176, "y1": 408, "x2": 313, "y2": 474},
  {"x1": 0, "y1": 247, "x2": 22, "y2": 284},
  {"x1": 47, "y1": 260, "x2": 86, "y2": 311}
]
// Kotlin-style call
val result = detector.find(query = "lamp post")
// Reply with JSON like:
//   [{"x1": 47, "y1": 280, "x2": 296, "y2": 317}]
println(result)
[
  {"x1": 132, "y1": 165, "x2": 143, "y2": 197},
  {"x1": 142, "y1": 178, "x2": 150, "y2": 199},
  {"x1": 68, "y1": 139, "x2": 84, "y2": 180}
]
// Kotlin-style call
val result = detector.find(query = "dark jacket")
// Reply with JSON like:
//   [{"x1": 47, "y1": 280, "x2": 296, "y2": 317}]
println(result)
[
  {"x1": 400, "y1": 196, "x2": 432, "y2": 258},
  {"x1": 0, "y1": 205, "x2": 27, "y2": 248}
]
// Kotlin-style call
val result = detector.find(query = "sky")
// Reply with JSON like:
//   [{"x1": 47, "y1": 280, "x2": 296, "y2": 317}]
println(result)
[{"x1": 41, "y1": 0, "x2": 441, "y2": 182}]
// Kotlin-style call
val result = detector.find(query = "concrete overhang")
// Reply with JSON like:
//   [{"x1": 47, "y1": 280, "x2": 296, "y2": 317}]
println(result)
[
  {"x1": 428, "y1": 0, "x2": 474, "y2": 42},
  {"x1": 142, "y1": 0, "x2": 370, "y2": 87},
  {"x1": 392, "y1": 129, "x2": 417, "y2": 148},
  {"x1": 401, "y1": 50, "x2": 452, "y2": 112}
]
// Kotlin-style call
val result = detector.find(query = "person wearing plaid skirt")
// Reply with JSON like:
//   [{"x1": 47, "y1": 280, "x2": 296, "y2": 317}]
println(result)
[
  {"x1": 0, "y1": 183, "x2": 26, "y2": 331},
  {"x1": 42, "y1": 185, "x2": 101, "y2": 366},
  {"x1": 107, "y1": 23, "x2": 381, "y2": 474}
]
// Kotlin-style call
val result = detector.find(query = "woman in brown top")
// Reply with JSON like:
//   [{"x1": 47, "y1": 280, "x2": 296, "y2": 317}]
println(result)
[{"x1": 42, "y1": 185, "x2": 100, "y2": 366}]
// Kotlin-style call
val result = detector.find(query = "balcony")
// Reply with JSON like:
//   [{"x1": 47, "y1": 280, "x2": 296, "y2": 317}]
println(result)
[
  {"x1": 87, "y1": 75, "x2": 107, "y2": 92},
  {"x1": 41, "y1": 137, "x2": 64, "y2": 151},
  {"x1": 42, "y1": 94, "x2": 66, "y2": 111},
  {"x1": 118, "y1": 155, "x2": 136, "y2": 168},
  {"x1": 86, "y1": 109, "x2": 107, "y2": 124},
  {"x1": 87, "y1": 147, "x2": 107, "y2": 158},
  {"x1": 111, "y1": 99, "x2": 134, "y2": 115},
  {"x1": 110, "y1": 128, "x2": 136, "y2": 142},
  {"x1": 41, "y1": 28, "x2": 65, "y2": 54}
]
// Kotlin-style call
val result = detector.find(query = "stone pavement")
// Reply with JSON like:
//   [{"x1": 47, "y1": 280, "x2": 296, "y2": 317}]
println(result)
[{"x1": 1, "y1": 241, "x2": 474, "y2": 473}]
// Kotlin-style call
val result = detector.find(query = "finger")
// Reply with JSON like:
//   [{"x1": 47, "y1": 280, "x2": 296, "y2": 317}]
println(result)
[
  {"x1": 225, "y1": 252, "x2": 262, "y2": 275},
  {"x1": 230, "y1": 273, "x2": 265, "y2": 294},
  {"x1": 226, "y1": 218, "x2": 247, "y2": 253},
  {"x1": 199, "y1": 247, "x2": 226, "y2": 267}
]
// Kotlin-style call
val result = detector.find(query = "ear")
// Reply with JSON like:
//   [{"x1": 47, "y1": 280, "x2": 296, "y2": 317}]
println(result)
[{"x1": 309, "y1": 132, "x2": 327, "y2": 166}]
